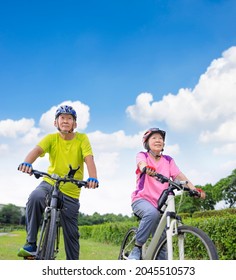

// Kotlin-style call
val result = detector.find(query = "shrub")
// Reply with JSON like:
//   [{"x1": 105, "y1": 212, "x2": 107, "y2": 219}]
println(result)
[{"x1": 79, "y1": 210, "x2": 236, "y2": 259}]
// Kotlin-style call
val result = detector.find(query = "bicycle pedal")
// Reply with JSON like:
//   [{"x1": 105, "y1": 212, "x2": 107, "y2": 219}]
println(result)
[{"x1": 24, "y1": 256, "x2": 35, "y2": 260}]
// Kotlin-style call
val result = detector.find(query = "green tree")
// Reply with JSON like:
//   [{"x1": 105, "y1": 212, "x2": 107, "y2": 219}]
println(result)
[
  {"x1": 199, "y1": 183, "x2": 216, "y2": 210},
  {"x1": 0, "y1": 204, "x2": 22, "y2": 224},
  {"x1": 214, "y1": 177, "x2": 230, "y2": 202},
  {"x1": 222, "y1": 169, "x2": 236, "y2": 208},
  {"x1": 175, "y1": 183, "x2": 216, "y2": 214},
  {"x1": 214, "y1": 169, "x2": 236, "y2": 208}
]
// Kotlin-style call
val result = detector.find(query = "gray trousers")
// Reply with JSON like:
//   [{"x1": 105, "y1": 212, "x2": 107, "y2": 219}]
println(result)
[
  {"x1": 132, "y1": 198, "x2": 167, "y2": 260},
  {"x1": 132, "y1": 199, "x2": 161, "y2": 246},
  {"x1": 25, "y1": 181, "x2": 80, "y2": 260}
]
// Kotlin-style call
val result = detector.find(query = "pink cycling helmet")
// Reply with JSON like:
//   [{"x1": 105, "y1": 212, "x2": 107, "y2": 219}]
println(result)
[{"x1": 142, "y1": 128, "x2": 166, "y2": 150}]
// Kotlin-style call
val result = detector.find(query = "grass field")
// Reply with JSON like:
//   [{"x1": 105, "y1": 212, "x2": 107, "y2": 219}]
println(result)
[{"x1": 0, "y1": 230, "x2": 121, "y2": 260}]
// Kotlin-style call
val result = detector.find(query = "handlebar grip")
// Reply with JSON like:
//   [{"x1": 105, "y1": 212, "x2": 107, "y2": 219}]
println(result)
[
  {"x1": 189, "y1": 189, "x2": 201, "y2": 197},
  {"x1": 154, "y1": 173, "x2": 169, "y2": 183},
  {"x1": 75, "y1": 180, "x2": 88, "y2": 188}
]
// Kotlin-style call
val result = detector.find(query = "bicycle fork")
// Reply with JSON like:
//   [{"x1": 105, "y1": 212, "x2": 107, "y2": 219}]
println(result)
[
  {"x1": 166, "y1": 195, "x2": 185, "y2": 260},
  {"x1": 166, "y1": 213, "x2": 179, "y2": 260}
]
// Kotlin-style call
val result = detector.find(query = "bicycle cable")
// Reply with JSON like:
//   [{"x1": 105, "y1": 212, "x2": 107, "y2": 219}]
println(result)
[{"x1": 176, "y1": 189, "x2": 185, "y2": 214}]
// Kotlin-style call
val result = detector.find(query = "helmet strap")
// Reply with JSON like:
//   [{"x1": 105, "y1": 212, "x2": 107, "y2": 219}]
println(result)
[
  {"x1": 149, "y1": 150, "x2": 162, "y2": 159},
  {"x1": 57, "y1": 127, "x2": 74, "y2": 134}
]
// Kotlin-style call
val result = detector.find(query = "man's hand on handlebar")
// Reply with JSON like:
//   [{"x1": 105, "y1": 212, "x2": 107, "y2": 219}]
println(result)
[
  {"x1": 86, "y1": 177, "x2": 99, "y2": 189},
  {"x1": 18, "y1": 162, "x2": 33, "y2": 175}
]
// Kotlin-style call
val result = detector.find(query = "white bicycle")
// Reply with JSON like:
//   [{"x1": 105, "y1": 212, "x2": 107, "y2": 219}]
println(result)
[{"x1": 118, "y1": 173, "x2": 218, "y2": 260}]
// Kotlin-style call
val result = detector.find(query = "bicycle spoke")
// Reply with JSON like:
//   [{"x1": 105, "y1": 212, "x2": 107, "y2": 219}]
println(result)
[
  {"x1": 154, "y1": 225, "x2": 218, "y2": 260},
  {"x1": 118, "y1": 227, "x2": 137, "y2": 260}
]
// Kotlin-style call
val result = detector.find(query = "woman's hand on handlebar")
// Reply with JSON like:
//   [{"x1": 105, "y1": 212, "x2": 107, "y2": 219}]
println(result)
[
  {"x1": 190, "y1": 187, "x2": 206, "y2": 199},
  {"x1": 195, "y1": 188, "x2": 206, "y2": 199},
  {"x1": 142, "y1": 166, "x2": 157, "y2": 177},
  {"x1": 18, "y1": 162, "x2": 33, "y2": 175}
]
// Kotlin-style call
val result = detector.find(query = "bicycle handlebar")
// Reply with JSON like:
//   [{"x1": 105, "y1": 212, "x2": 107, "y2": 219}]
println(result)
[
  {"x1": 153, "y1": 172, "x2": 201, "y2": 212},
  {"x1": 153, "y1": 172, "x2": 200, "y2": 196},
  {"x1": 31, "y1": 169, "x2": 88, "y2": 188}
]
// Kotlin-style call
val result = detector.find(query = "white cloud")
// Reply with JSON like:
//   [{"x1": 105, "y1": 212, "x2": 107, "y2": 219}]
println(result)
[
  {"x1": 88, "y1": 152, "x2": 120, "y2": 179},
  {"x1": 164, "y1": 143, "x2": 180, "y2": 156},
  {"x1": 199, "y1": 116, "x2": 236, "y2": 143},
  {"x1": 213, "y1": 143, "x2": 236, "y2": 156},
  {"x1": 21, "y1": 127, "x2": 41, "y2": 145},
  {"x1": 0, "y1": 118, "x2": 35, "y2": 138},
  {"x1": 126, "y1": 89, "x2": 203, "y2": 130},
  {"x1": 88, "y1": 130, "x2": 142, "y2": 151},
  {"x1": 0, "y1": 144, "x2": 8, "y2": 154},
  {"x1": 126, "y1": 47, "x2": 236, "y2": 135},
  {"x1": 39, "y1": 100, "x2": 90, "y2": 133}
]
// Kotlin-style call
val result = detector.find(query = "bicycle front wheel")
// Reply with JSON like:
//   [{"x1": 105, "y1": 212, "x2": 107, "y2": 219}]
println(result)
[
  {"x1": 36, "y1": 215, "x2": 50, "y2": 260},
  {"x1": 118, "y1": 227, "x2": 137, "y2": 260},
  {"x1": 153, "y1": 225, "x2": 218, "y2": 260},
  {"x1": 44, "y1": 208, "x2": 58, "y2": 260}
]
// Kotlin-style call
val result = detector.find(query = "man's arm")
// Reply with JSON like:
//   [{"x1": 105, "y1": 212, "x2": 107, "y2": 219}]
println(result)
[
  {"x1": 84, "y1": 155, "x2": 98, "y2": 188},
  {"x1": 18, "y1": 145, "x2": 44, "y2": 174}
]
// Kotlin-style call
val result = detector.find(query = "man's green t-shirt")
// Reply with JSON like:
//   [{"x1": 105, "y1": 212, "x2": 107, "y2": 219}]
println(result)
[{"x1": 37, "y1": 132, "x2": 93, "y2": 199}]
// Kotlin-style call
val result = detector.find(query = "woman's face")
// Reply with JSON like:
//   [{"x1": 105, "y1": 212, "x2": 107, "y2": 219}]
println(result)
[{"x1": 148, "y1": 132, "x2": 165, "y2": 153}]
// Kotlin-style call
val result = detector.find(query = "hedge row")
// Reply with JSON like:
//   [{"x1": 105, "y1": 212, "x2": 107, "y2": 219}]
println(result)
[
  {"x1": 192, "y1": 208, "x2": 236, "y2": 218},
  {"x1": 184, "y1": 215, "x2": 236, "y2": 260},
  {"x1": 80, "y1": 221, "x2": 138, "y2": 246},
  {"x1": 79, "y1": 213, "x2": 236, "y2": 260}
]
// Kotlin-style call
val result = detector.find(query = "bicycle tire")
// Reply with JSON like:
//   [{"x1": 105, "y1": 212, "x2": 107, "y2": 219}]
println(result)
[
  {"x1": 36, "y1": 216, "x2": 51, "y2": 259},
  {"x1": 44, "y1": 208, "x2": 58, "y2": 260},
  {"x1": 118, "y1": 227, "x2": 137, "y2": 260},
  {"x1": 153, "y1": 225, "x2": 218, "y2": 260}
]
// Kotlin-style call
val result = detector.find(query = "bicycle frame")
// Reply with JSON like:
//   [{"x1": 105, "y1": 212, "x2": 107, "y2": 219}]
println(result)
[{"x1": 142, "y1": 191, "x2": 179, "y2": 260}]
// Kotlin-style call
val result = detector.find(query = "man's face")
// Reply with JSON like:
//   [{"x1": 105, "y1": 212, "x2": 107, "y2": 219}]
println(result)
[{"x1": 55, "y1": 114, "x2": 76, "y2": 133}]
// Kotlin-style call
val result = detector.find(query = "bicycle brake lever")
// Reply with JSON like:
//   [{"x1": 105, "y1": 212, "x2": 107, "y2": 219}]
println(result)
[
  {"x1": 155, "y1": 173, "x2": 169, "y2": 183},
  {"x1": 32, "y1": 170, "x2": 41, "y2": 179},
  {"x1": 76, "y1": 181, "x2": 87, "y2": 188},
  {"x1": 189, "y1": 189, "x2": 200, "y2": 197}
]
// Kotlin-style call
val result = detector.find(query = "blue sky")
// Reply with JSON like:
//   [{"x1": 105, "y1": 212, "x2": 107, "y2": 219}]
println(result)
[{"x1": 1, "y1": 0, "x2": 236, "y2": 215}]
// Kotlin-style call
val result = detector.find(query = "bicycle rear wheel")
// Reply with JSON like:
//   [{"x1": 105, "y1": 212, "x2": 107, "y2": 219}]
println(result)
[
  {"x1": 153, "y1": 225, "x2": 218, "y2": 260},
  {"x1": 118, "y1": 227, "x2": 137, "y2": 260}
]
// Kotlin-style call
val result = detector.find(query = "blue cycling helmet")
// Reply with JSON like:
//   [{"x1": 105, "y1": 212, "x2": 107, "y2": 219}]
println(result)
[{"x1": 55, "y1": 105, "x2": 77, "y2": 120}]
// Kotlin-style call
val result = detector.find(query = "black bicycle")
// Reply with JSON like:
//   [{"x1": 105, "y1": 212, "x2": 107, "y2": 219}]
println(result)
[{"x1": 24, "y1": 165, "x2": 87, "y2": 260}]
